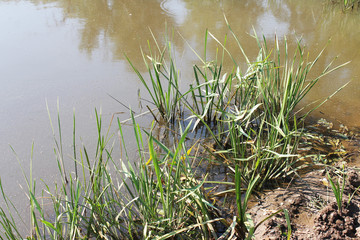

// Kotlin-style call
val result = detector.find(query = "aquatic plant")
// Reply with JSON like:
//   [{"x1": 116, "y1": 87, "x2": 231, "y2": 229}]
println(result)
[
  {"x1": 118, "y1": 114, "x2": 220, "y2": 239},
  {"x1": 124, "y1": 23, "x2": 348, "y2": 240},
  {"x1": 0, "y1": 20, "x2": 349, "y2": 239},
  {"x1": 0, "y1": 110, "x2": 228, "y2": 239},
  {"x1": 217, "y1": 30, "x2": 347, "y2": 188},
  {"x1": 126, "y1": 31, "x2": 181, "y2": 124},
  {"x1": 328, "y1": 0, "x2": 360, "y2": 11},
  {"x1": 184, "y1": 21, "x2": 346, "y2": 188}
]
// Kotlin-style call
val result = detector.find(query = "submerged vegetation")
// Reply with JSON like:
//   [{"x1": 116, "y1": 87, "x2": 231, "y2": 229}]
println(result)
[
  {"x1": 0, "y1": 19, "x2": 352, "y2": 239},
  {"x1": 329, "y1": 0, "x2": 360, "y2": 11}
]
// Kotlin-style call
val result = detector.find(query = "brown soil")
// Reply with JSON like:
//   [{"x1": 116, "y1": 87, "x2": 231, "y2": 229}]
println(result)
[
  {"x1": 200, "y1": 119, "x2": 360, "y2": 239},
  {"x1": 245, "y1": 167, "x2": 360, "y2": 239},
  {"x1": 245, "y1": 122, "x2": 360, "y2": 239}
]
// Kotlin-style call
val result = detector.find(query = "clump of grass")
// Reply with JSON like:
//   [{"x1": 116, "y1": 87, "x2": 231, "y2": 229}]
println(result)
[
  {"x1": 181, "y1": 22, "x2": 347, "y2": 188},
  {"x1": 327, "y1": 171, "x2": 345, "y2": 214},
  {"x1": 186, "y1": 30, "x2": 232, "y2": 126},
  {"x1": 126, "y1": 30, "x2": 181, "y2": 124},
  {"x1": 126, "y1": 20, "x2": 347, "y2": 238},
  {"x1": 327, "y1": 166, "x2": 346, "y2": 214},
  {"x1": 118, "y1": 114, "x2": 222, "y2": 239},
  {"x1": 234, "y1": 170, "x2": 260, "y2": 238},
  {"x1": 0, "y1": 20, "x2": 349, "y2": 239},
  {"x1": 0, "y1": 109, "x2": 226, "y2": 239}
]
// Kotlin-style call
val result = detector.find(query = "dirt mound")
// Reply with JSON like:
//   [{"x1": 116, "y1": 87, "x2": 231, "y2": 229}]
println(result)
[
  {"x1": 347, "y1": 169, "x2": 360, "y2": 191},
  {"x1": 314, "y1": 201, "x2": 360, "y2": 239},
  {"x1": 314, "y1": 170, "x2": 360, "y2": 239},
  {"x1": 248, "y1": 168, "x2": 360, "y2": 239}
]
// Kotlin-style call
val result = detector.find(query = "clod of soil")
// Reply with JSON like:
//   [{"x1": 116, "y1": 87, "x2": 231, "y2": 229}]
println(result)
[
  {"x1": 249, "y1": 169, "x2": 360, "y2": 239},
  {"x1": 347, "y1": 169, "x2": 360, "y2": 191},
  {"x1": 314, "y1": 201, "x2": 360, "y2": 239}
]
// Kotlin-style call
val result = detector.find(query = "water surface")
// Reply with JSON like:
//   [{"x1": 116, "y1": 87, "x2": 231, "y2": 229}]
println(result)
[{"x1": 0, "y1": 0, "x2": 359, "y2": 232}]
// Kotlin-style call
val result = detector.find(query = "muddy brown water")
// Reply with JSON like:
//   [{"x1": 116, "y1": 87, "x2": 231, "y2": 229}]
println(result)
[{"x1": 0, "y1": 0, "x2": 359, "y2": 234}]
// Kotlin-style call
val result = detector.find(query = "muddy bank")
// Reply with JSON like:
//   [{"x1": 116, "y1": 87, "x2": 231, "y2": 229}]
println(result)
[
  {"x1": 246, "y1": 123, "x2": 360, "y2": 239},
  {"x1": 248, "y1": 169, "x2": 360, "y2": 239},
  {"x1": 197, "y1": 119, "x2": 360, "y2": 239}
]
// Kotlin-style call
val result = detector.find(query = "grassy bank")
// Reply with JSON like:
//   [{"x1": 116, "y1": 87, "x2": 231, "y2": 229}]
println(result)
[{"x1": 0, "y1": 21, "x2": 349, "y2": 239}]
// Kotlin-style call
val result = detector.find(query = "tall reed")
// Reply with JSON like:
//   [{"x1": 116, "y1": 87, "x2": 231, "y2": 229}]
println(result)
[
  {"x1": 126, "y1": 31, "x2": 181, "y2": 123},
  {"x1": 127, "y1": 22, "x2": 347, "y2": 238},
  {"x1": 0, "y1": 21, "x2": 348, "y2": 239},
  {"x1": 0, "y1": 110, "x2": 225, "y2": 239},
  {"x1": 180, "y1": 26, "x2": 346, "y2": 189}
]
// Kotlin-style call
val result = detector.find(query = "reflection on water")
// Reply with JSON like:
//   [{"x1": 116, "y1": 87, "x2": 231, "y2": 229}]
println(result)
[
  {"x1": 161, "y1": 0, "x2": 188, "y2": 25},
  {"x1": 0, "y1": 0, "x2": 359, "y2": 231}
]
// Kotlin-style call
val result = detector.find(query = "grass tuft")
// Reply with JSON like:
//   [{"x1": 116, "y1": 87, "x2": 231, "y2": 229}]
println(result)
[{"x1": 0, "y1": 20, "x2": 348, "y2": 239}]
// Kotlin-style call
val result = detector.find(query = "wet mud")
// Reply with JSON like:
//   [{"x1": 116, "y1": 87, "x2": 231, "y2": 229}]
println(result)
[
  {"x1": 247, "y1": 168, "x2": 360, "y2": 239},
  {"x1": 209, "y1": 120, "x2": 360, "y2": 239},
  {"x1": 249, "y1": 132, "x2": 360, "y2": 240}
]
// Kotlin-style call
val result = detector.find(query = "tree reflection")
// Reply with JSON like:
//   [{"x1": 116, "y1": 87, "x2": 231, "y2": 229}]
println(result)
[
  {"x1": 21, "y1": 0, "x2": 267, "y2": 65},
  {"x1": 27, "y1": 0, "x2": 182, "y2": 67},
  {"x1": 13, "y1": 0, "x2": 360, "y2": 125}
]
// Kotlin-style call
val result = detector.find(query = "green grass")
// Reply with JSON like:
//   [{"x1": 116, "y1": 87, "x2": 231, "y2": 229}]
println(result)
[
  {"x1": 131, "y1": 20, "x2": 347, "y2": 189},
  {"x1": 0, "y1": 21, "x2": 348, "y2": 239},
  {"x1": 327, "y1": 166, "x2": 346, "y2": 214},
  {"x1": 126, "y1": 30, "x2": 181, "y2": 124},
  {"x1": 0, "y1": 110, "x2": 226, "y2": 239},
  {"x1": 327, "y1": 171, "x2": 345, "y2": 214}
]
